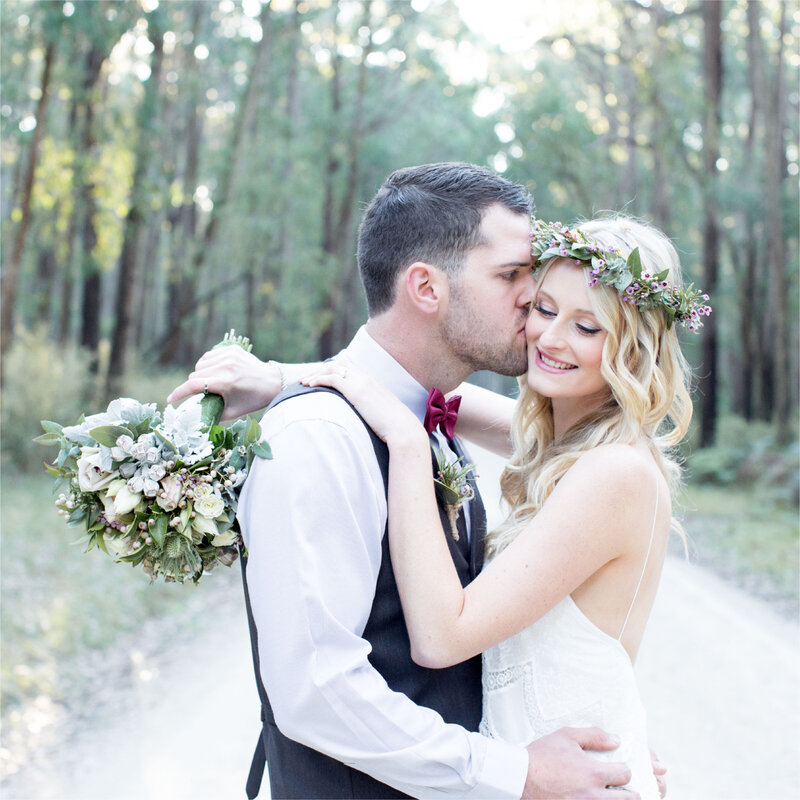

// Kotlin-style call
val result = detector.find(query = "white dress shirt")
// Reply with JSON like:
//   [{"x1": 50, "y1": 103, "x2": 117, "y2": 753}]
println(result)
[{"x1": 238, "y1": 326, "x2": 528, "y2": 798}]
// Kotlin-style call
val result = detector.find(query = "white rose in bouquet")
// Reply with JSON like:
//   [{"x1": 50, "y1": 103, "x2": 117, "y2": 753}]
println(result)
[
  {"x1": 77, "y1": 447, "x2": 116, "y2": 493},
  {"x1": 193, "y1": 483, "x2": 226, "y2": 519}
]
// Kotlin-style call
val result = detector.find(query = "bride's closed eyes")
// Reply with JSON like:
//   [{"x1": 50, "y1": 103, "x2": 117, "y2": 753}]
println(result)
[{"x1": 532, "y1": 303, "x2": 602, "y2": 336}]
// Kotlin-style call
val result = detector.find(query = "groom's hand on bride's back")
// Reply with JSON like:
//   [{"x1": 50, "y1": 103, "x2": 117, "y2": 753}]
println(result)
[{"x1": 522, "y1": 727, "x2": 639, "y2": 800}]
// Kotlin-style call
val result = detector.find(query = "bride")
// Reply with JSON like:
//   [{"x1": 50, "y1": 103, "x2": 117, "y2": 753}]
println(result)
[{"x1": 170, "y1": 215, "x2": 708, "y2": 798}]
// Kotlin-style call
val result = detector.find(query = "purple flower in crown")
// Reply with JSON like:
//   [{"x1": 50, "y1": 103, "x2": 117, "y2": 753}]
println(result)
[{"x1": 529, "y1": 217, "x2": 711, "y2": 333}]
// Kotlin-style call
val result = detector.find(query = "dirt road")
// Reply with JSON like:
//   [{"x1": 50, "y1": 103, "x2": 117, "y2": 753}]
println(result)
[{"x1": 3, "y1": 447, "x2": 799, "y2": 799}]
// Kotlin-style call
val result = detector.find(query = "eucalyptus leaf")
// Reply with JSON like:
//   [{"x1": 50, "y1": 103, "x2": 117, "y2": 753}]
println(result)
[
  {"x1": 180, "y1": 503, "x2": 192, "y2": 533},
  {"x1": 434, "y1": 479, "x2": 460, "y2": 505},
  {"x1": 40, "y1": 420, "x2": 63, "y2": 434},
  {"x1": 251, "y1": 441, "x2": 273, "y2": 460},
  {"x1": 613, "y1": 270, "x2": 633, "y2": 292},
  {"x1": 89, "y1": 424, "x2": 135, "y2": 448},
  {"x1": 118, "y1": 548, "x2": 147, "y2": 566},
  {"x1": 153, "y1": 427, "x2": 176, "y2": 450},
  {"x1": 150, "y1": 514, "x2": 168, "y2": 548},
  {"x1": 67, "y1": 508, "x2": 87, "y2": 525},
  {"x1": 33, "y1": 432, "x2": 61, "y2": 446},
  {"x1": 214, "y1": 517, "x2": 234, "y2": 536},
  {"x1": 244, "y1": 417, "x2": 262, "y2": 447},
  {"x1": 209, "y1": 424, "x2": 227, "y2": 448},
  {"x1": 539, "y1": 246, "x2": 562, "y2": 260}
]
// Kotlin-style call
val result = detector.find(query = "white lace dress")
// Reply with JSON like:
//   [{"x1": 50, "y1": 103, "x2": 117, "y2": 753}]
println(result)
[{"x1": 479, "y1": 493, "x2": 661, "y2": 799}]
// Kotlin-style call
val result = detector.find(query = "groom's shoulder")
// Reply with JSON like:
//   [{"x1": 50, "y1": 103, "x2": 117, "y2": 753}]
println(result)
[{"x1": 260, "y1": 385, "x2": 367, "y2": 438}]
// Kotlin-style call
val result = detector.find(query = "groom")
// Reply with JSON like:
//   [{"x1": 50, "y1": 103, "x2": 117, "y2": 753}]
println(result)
[{"x1": 173, "y1": 163, "x2": 641, "y2": 798}]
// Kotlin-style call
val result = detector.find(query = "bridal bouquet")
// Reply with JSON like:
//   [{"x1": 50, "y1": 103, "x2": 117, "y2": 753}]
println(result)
[{"x1": 36, "y1": 332, "x2": 271, "y2": 584}]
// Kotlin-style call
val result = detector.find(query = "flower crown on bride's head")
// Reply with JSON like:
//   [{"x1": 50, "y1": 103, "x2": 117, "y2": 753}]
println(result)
[{"x1": 530, "y1": 218, "x2": 712, "y2": 332}]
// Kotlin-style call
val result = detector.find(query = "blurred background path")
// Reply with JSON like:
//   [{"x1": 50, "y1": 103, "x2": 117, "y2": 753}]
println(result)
[{"x1": 3, "y1": 447, "x2": 798, "y2": 800}]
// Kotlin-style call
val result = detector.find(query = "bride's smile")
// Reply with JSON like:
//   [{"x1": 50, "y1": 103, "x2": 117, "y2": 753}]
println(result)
[{"x1": 526, "y1": 258, "x2": 610, "y2": 432}]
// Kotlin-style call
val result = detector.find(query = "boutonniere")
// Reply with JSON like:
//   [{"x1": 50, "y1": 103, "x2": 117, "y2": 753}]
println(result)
[{"x1": 433, "y1": 447, "x2": 475, "y2": 542}]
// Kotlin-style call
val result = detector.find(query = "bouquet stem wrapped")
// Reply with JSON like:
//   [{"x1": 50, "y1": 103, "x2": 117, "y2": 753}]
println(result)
[{"x1": 36, "y1": 331, "x2": 271, "y2": 584}]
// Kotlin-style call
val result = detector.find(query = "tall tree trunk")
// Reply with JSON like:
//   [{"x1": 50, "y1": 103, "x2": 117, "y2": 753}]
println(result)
[
  {"x1": 278, "y1": 0, "x2": 301, "y2": 267},
  {"x1": 273, "y1": 0, "x2": 303, "y2": 353},
  {"x1": 619, "y1": 8, "x2": 638, "y2": 210},
  {"x1": 76, "y1": 45, "x2": 105, "y2": 370},
  {"x1": 764, "y1": 2, "x2": 789, "y2": 430},
  {"x1": 133, "y1": 216, "x2": 163, "y2": 351},
  {"x1": 106, "y1": 11, "x2": 165, "y2": 398},
  {"x1": 160, "y1": 3, "x2": 203, "y2": 366},
  {"x1": 164, "y1": 2, "x2": 272, "y2": 360},
  {"x1": 322, "y1": 13, "x2": 343, "y2": 262},
  {"x1": 697, "y1": 0, "x2": 722, "y2": 447},
  {"x1": 648, "y1": 3, "x2": 669, "y2": 229},
  {"x1": 319, "y1": 0, "x2": 376, "y2": 357},
  {"x1": 34, "y1": 247, "x2": 57, "y2": 324},
  {"x1": 738, "y1": 0, "x2": 766, "y2": 420},
  {"x1": 1, "y1": 39, "x2": 56, "y2": 361}
]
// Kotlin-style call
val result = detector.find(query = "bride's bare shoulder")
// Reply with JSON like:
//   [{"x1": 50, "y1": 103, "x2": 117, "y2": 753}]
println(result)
[{"x1": 562, "y1": 443, "x2": 662, "y2": 500}]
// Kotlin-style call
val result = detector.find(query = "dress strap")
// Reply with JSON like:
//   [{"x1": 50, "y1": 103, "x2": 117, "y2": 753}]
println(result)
[{"x1": 617, "y1": 472, "x2": 660, "y2": 641}]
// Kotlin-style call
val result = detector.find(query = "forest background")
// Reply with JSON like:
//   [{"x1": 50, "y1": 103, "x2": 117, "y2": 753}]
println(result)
[{"x1": 1, "y1": 0, "x2": 798, "y2": 786}]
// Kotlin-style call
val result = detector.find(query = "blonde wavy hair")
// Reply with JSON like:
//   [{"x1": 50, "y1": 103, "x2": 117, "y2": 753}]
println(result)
[{"x1": 486, "y1": 216, "x2": 693, "y2": 557}]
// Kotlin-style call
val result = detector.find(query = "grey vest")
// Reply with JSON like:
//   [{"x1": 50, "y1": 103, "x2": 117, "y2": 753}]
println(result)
[{"x1": 241, "y1": 384, "x2": 486, "y2": 799}]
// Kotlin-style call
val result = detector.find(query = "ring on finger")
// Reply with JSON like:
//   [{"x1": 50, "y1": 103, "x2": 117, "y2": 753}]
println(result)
[{"x1": 204, "y1": 382, "x2": 209, "y2": 395}]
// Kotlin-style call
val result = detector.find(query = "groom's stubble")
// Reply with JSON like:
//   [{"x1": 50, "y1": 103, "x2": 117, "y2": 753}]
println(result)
[{"x1": 441, "y1": 277, "x2": 529, "y2": 378}]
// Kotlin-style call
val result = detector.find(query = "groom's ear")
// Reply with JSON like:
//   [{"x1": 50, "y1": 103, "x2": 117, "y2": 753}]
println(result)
[{"x1": 403, "y1": 262, "x2": 446, "y2": 314}]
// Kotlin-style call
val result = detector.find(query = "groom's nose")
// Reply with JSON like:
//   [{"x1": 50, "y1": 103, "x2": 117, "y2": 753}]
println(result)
[{"x1": 517, "y1": 272, "x2": 536, "y2": 309}]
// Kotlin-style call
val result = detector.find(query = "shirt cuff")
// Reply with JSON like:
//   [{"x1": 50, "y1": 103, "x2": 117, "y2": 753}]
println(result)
[{"x1": 470, "y1": 736, "x2": 528, "y2": 800}]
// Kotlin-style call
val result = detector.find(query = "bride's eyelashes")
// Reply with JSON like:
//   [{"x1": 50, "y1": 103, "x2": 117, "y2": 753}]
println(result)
[{"x1": 532, "y1": 304, "x2": 602, "y2": 336}]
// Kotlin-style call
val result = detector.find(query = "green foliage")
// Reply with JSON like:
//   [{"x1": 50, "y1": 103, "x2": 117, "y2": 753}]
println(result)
[
  {"x1": 687, "y1": 415, "x2": 799, "y2": 507},
  {"x1": 1, "y1": 0, "x2": 797, "y2": 415},
  {"x1": 680, "y1": 483, "x2": 799, "y2": 615},
  {"x1": 1, "y1": 328, "x2": 98, "y2": 471}
]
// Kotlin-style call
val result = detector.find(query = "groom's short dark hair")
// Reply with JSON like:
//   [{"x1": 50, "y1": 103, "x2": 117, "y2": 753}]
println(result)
[{"x1": 357, "y1": 162, "x2": 532, "y2": 315}]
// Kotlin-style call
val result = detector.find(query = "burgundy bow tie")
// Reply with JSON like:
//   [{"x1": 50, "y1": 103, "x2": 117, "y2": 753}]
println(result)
[{"x1": 424, "y1": 388, "x2": 461, "y2": 439}]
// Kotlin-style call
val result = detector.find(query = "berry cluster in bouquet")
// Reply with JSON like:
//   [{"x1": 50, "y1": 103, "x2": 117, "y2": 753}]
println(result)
[{"x1": 36, "y1": 331, "x2": 271, "y2": 583}]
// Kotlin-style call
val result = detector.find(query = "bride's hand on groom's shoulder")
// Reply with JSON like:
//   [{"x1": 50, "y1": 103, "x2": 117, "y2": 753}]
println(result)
[
  {"x1": 301, "y1": 360, "x2": 426, "y2": 450},
  {"x1": 167, "y1": 348, "x2": 279, "y2": 421}
]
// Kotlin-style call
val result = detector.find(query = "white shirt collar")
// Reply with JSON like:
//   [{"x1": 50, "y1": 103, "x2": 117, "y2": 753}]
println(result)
[{"x1": 342, "y1": 326, "x2": 429, "y2": 424}]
